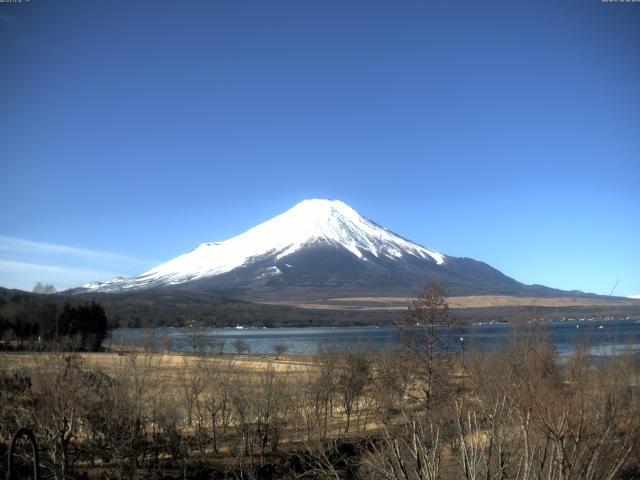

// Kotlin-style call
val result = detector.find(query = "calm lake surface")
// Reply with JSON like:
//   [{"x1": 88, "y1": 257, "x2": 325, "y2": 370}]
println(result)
[{"x1": 107, "y1": 318, "x2": 640, "y2": 357}]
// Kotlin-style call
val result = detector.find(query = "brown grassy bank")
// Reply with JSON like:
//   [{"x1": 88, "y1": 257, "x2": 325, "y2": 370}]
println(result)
[{"x1": 1, "y1": 331, "x2": 639, "y2": 480}]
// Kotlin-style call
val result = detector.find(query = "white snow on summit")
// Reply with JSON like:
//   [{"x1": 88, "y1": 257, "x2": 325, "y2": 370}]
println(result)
[{"x1": 83, "y1": 199, "x2": 445, "y2": 292}]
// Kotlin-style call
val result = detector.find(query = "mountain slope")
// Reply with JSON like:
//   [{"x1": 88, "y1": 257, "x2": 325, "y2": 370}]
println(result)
[{"x1": 79, "y1": 199, "x2": 573, "y2": 299}]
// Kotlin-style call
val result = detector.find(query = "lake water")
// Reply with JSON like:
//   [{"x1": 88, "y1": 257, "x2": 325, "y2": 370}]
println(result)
[{"x1": 107, "y1": 318, "x2": 640, "y2": 357}]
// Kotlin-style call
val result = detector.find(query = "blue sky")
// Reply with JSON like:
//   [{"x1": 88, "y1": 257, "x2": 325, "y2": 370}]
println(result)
[{"x1": 1, "y1": 0, "x2": 639, "y2": 296}]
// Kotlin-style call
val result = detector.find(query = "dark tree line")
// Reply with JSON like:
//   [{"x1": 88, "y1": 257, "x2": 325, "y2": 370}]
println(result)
[{"x1": 0, "y1": 294, "x2": 108, "y2": 351}]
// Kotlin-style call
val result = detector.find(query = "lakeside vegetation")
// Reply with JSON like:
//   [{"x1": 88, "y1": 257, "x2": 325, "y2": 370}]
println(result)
[
  {"x1": 2, "y1": 286, "x2": 639, "y2": 333},
  {"x1": 1, "y1": 284, "x2": 639, "y2": 479}
]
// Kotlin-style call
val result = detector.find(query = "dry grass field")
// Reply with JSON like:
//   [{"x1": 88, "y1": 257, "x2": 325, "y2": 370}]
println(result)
[
  {"x1": 2, "y1": 330, "x2": 639, "y2": 479},
  {"x1": 263, "y1": 294, "x2": 640, "y2": 310},
  {"x1": 0, "y1": 350, "x2": 317, "y2": 374}
]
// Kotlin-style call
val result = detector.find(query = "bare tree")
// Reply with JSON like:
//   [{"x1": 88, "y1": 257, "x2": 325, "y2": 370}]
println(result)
[
  {"x1": 364, "y1": 413, "x2": 441, "y2": 480},
  {"x1": 337, "y1": 349, "x2": 372, "y2": 433},
  {"x1": 121, "y1": 347, "x2": 160, "y2": 437},
  {"x1": 314, "y1": 347, "x2": 339, "y2": 439},
  {"x1": 160, "y1": 334, "x2": 173, "y2": 354},
  {"x1": 254, "y1": 364, "x2": 292, "y2": 461},
  {"x1": 178, "y1": 357, "x2": 205, "y2": 427},
  {"x1": 456, "y1": 330, "x2": 640, "y2": 480},
  {"x1": 273, "y1": 342, "x2": 288, "y2": 359},
  {"x1": 400, "y1": 282, "x2": 452, "y2": 408},
  {"x1": 33, "y1": 355, "x2": 85, "y2": 480},
  {"x1": 201, "y1": 356, "x2": 234, "y2": 453},
  {"x1": 186, "y1": 325, "x2": 207, "y2": 353},
  {"x1": 233, "y1": 339, "x2": 250, "y2": 355},
  {"x1": 372, "y1": 347, "x2": 409, "y2": 424},
  {"x1": 229, "y1": 375, "x2": 255, "y2": 458},
  {"x1": 209, "y1": 334, "x2": 226, "y2": 355}
]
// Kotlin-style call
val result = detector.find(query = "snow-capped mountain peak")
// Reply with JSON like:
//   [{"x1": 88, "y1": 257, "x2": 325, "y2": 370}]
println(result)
[{"x1": 82, "y1": 199, "x2": 445, "y2": 292}]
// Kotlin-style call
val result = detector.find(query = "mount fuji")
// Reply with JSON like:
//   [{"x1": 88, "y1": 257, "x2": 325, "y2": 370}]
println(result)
[{"x1": 78, "y1": 199, "x2": 566, "y2": 300}]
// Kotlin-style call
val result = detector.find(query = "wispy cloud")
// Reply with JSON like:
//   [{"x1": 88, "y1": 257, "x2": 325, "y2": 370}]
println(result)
[
  {"x1": 628, "y1": 294, "x2": 640, "y2": 299},
  {"x1": 0, "y1": 235, "x2": 144, "y2": 265},
  {"x1": 0, "y1": 235, "x2": 153, "y2": 291},
  {"x1": 0, "y1": 259, "x2": 121, "y2": 292}
]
